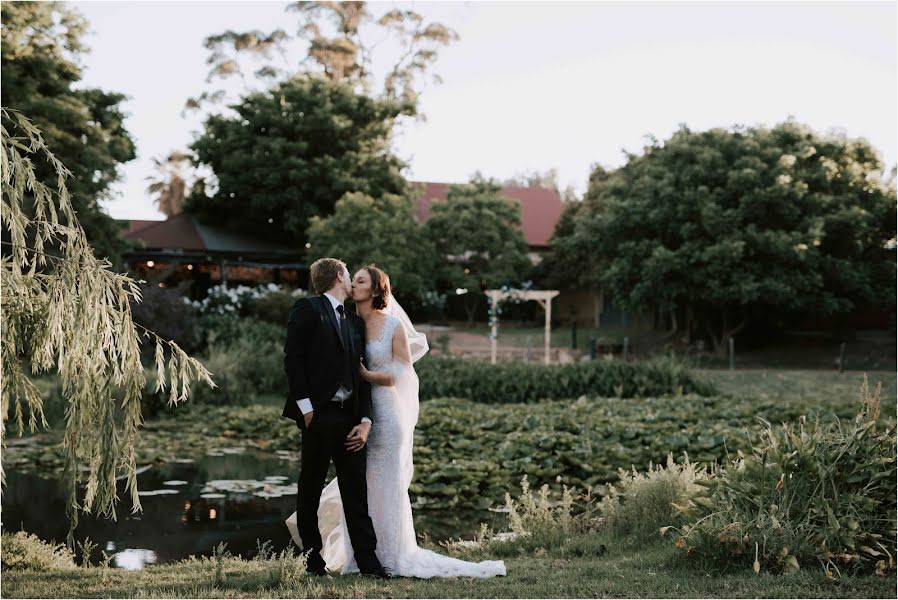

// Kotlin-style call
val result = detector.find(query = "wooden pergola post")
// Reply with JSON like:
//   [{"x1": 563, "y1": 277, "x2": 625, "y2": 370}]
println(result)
[
  {"x1": 486, "y1": 289, "x2": 559, "y2": 365},
  {"x1": 487, "y1": 290, "x2": 501, "y2": 365}
]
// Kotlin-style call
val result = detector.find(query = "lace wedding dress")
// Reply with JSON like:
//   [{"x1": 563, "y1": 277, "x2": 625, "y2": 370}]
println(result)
[{"x1": 287, "y1": 304, "x2": 506, "y2": 579}]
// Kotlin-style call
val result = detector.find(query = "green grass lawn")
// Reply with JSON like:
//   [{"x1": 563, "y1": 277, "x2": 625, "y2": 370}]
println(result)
[
  {"x1": 703, "y1": 368, "x2": 896, "y2": 408},
  {"x1": 2, "y1": 535, "x2": 894, "y2": 599}
]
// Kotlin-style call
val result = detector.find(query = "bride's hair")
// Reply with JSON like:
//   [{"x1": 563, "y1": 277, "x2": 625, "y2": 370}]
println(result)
[{"x1": 363, "y1": 264, "x2": 391, "y2": 310}]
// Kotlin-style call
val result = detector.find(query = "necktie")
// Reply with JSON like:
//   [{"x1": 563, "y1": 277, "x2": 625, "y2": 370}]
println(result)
[
  {"x1": 335, "y1": 305, "x2": 350, "y2": 349},
  {"x1": 335, "y1": 305, "x2": 354, "y2": 390}
]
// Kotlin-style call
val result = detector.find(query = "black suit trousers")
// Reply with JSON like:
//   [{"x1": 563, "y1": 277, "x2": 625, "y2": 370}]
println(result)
[{"x1": 297, "y1": 404, "x2": 381, "y2": 573}]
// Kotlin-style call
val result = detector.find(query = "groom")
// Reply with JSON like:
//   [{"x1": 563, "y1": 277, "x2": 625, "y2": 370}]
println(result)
[{"x1": 282, "y1": 257, "x2": 388, "y2": 578}]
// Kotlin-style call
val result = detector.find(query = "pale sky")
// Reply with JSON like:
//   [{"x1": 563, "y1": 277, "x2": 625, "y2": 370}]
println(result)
[{"x1": 68, "y1": 0, "x2": 898, "y2": 220}]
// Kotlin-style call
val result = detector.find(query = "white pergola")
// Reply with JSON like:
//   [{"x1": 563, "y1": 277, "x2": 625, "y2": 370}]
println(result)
[{"x1": 485, "y1": 289, "x2": 560, "y2": 365}]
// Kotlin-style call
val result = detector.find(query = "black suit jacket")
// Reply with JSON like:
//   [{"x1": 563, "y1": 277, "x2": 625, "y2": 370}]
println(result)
[{"x1": 281, "y1": 295, "x2": 372, "y2": 429}]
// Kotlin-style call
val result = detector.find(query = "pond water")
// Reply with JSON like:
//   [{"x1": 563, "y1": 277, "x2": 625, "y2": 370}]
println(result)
[{"x1": 2, "y1": 450, "x2": 505, "y2": 570}]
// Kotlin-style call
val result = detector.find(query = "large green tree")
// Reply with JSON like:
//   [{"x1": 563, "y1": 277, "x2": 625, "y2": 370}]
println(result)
[
  {"x1": 1, "y1": 1, "x2": 136, "y2": 266},
  {"x1": 550, "y1": 121, "x2": 896, "y2": 353},
  {"x1": 306, "y1": 191, "x2": 438, "y2": 304},
  {"x1": 424, "y1": 178, "x2": 532, "y2": 324},
  {"x1": 187, "y1": 75, "x2": 409, "y2": 246}
]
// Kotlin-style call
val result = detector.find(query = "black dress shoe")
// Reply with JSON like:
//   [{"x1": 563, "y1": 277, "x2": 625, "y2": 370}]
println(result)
[{"x1": 306, "y1": 566, "x2": 329, "y2": 577}]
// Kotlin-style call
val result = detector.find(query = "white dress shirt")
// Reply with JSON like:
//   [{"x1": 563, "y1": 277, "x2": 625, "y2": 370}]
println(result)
[{"x1": 296, "y1": 293, "x2": 371, "y2": 424}]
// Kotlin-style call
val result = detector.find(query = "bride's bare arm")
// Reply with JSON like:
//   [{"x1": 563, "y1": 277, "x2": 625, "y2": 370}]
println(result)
[{"x1": 392, "y1": 324, "x2": 413, "y2": 366}]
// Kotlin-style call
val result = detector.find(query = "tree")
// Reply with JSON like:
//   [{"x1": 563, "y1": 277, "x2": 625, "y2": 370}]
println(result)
[
  {"x1": 537, "y1": 199, "x2": 585, "y2": 290},
  {"x1": 187, "y1": 75, "x2": 409, "y2": 246},
  {"x1": 538, "y1": 164, "x2": 611, "y2": 288},
  {"x1": 424, "y1": 178, "x2": 532, "y2": 325},
  {"x1": 187, "y1": 1, "x2": 458, "y2": 115},
  {"x1": 146, "y1": 152, "x2": 193, "y2": 217},
  {"x1": 306, "y1": 192, "x2": 438, "y2": 304},
  {"x1": 550, "y1": 121, "x2": 897, "y2": 353},
  {"x1": 1, "y1": 109, "x2": 213, "y2": 544},
  {"x1": 1, "y1": 1, "x2": 137, "y2": 266},
  {"x1": 503, "y1": 168, "x2": 560, "y2": 192}
]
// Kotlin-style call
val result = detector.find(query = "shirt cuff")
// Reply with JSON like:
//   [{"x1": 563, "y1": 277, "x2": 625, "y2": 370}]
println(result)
[
  {"x1": 297, "y1": 399, "x2": 313, "y2": 415},
  {"x1": 361, "y1": 417, "x2": 372, "y2": 424}
]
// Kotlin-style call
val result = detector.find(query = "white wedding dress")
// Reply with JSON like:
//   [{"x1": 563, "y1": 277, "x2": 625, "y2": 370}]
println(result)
[{"x1": 287, "y1": 302, "x2": 506, "y2": 578}]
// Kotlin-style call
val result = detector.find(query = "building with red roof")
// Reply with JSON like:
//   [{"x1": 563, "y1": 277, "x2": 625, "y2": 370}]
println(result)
[
  {"x1": 411, "y1": 182, "x2": 563, "y2": 250},
  {"x1": 118, "y1": 182, "x2": 567, "y2": 299}
]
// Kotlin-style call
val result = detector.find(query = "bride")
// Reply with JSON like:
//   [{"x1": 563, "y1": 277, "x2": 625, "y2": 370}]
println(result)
[{"x1": 287, "y1": 264, "x2": 506, "y2": 579}]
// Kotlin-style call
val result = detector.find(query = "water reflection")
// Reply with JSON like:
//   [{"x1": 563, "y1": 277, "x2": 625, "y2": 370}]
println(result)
[
  {"x1": 2, "y1": 450, "x2": 503, "y2": 569},
  {"x1": 114, "y1": 548, "x2": 158, "y2": 570}
]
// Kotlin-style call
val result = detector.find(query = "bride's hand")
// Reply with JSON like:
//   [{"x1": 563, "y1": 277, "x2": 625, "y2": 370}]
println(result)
[
  {"x1": 359, "y1": 358, "x2": 374, "y2": 382},
  {"x1": 359, "y1": 358, "x2": 394, "y2": 386}
]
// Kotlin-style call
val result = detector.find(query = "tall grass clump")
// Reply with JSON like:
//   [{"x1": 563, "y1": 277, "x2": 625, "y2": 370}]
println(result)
[
  {"x1": 670, "y1": 376, "x2": 896, "y2": 577},
  {"x1": 480, "y1": 476, "x2": 601, "y2": 558},
  {"x1": 506, "y1": 475, "x2": 577, "y2": 537},
  {"x1": 252, "y1": 539, "x2": 307, "y2": 589},
  {"x1": 0, "y1": 532, "x2": 75, "y2": 570},
  {"x1": 599, "y1": 453, "x2": 707, "y2": 541}
]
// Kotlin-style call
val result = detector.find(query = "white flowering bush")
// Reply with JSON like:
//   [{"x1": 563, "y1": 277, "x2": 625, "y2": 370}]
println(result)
[{"x1": 184, "y1": 283, "x2": 305, "y2": 316}]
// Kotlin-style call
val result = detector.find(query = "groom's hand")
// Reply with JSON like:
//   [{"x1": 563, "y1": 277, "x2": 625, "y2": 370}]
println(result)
[
  {"x1": 303, "y1": 411, "x2": 314, "y2": 429},
  {"x1": 345, "y1": 422, "x2": 371, "y2": 453}
]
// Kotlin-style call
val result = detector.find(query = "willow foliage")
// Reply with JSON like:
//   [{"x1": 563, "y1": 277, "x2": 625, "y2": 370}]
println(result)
[{"x1": 1, "y1": 108, "x2": 215, "y2": 544}]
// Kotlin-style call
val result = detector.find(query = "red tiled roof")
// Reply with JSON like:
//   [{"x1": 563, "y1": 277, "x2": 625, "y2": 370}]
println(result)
[
  {"x1": 124, "y1": 219, "x2": 163, "y2": 236},
  {"x1": 123, "y1": 213, "x2": 206, "y2": 250},
  {"x1": 120, "y1": 182, "x2": 564, "y2": 251},
  {"x1": 412, "y1": 182, "x2": 563, "y2": 248}
]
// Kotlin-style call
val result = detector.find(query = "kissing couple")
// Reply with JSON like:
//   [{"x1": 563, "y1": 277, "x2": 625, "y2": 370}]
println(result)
[{"x1": 282, "y1": 257, "x2": 506, "y2": 579}]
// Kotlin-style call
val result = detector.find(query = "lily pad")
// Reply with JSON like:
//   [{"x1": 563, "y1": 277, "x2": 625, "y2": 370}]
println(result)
[
  {"x1": 254, "y1": 491, "x2": 282, "y2": 499},
  {"x1": 138, "y1": 489, "x2": 179, "y2": 496}
]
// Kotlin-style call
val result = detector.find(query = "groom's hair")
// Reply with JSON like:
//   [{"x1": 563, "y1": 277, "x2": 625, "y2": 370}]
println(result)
[
  {"x1": 363, "y1": 264, "x2": 391, "y2": 310},
  {"x1": 309, "y1": 257, "x2": 346, "y2": 294}
]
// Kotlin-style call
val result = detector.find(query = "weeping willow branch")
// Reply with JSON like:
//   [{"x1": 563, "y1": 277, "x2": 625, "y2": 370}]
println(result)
[{"x1": 1, "y1": 107, "x2": 216, "y2": 546}]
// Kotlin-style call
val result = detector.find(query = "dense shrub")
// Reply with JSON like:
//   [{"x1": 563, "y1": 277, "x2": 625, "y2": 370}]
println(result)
[
  {"x1": 134, "y1": 316, "x2": 286, "y2": 408},
  {"x1": 189, "y1": 316, "x2": 714, "y2": 405},
  {"x1": 193, "y1": 315, "x2": 284, "y2": 355},
  {"x1": 245, "y1": 289, "x2": 307, "y2": 325},
  {"x1": 0, "y1": 532, "x2": 75, "y2": 570},
  {"x1": 188, "y1": 339, "x2": 284, "y2": 405},
  {"x1": 131, "y1": 281, "x2": 200, "y2": 353},
  {"x1": 671, "y1": 378, "x2": 897, "y2": 577},
  {"x1": 416, "y1": 354, "x2": 716, "y2": 402}
]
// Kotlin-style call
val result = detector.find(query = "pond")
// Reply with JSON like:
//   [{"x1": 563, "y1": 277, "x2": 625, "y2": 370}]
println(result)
[{"x1": 1, "y1": 449, "x2": 506, "y2": 570}]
